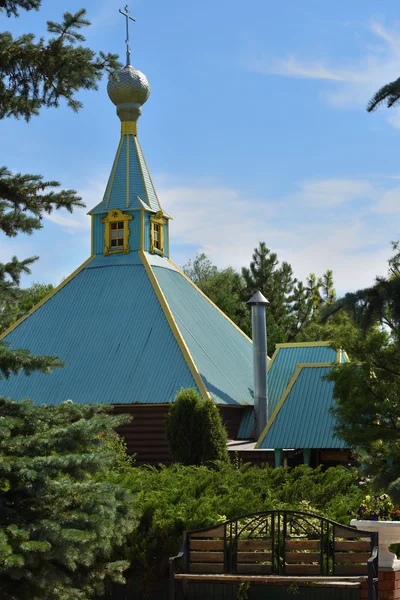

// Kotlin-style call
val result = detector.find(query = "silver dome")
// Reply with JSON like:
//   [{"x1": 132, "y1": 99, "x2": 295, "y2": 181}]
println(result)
[{"x1": 107, "y1": 65, "x2": 150, "y2": 122}]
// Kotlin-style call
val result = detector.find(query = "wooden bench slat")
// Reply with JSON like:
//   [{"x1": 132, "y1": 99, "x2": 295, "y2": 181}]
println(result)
[
  {"x1": 285, "y1": 564, "x2": 320, "y2": 575},
  {"x1": 191, "y1": 526, "x2": 225, "y2": 538},
  {"x1": 335, "y1": 565, "x2": 368, "y2": 575},
  {"x1": 237, "y1": 551, "x2": 272, "y2": 562},
  {"x1": 285, "y1": 552, "x2": 320, "y2": 563},
  {"x1": 335, "y1": 553, "x2": 370, "y2": 564},
  {"x1": 286, "y1": 540, "x2": 320, "y2": 550},
  {"x1": 335, "y1": 527, "x2": 370, "y2": 540},
  {"x1": 335, "y1": 541, "x2": 371, "y2": 552},
  {"x1": 237, "y1": 540, "x2": 272, "y2": 550},
  {"x1": 237, "y1": 564, "x2": 272, "y2": 574},
  {"x1": 190, "y1": 563, "x2": 224, "y2": 574},
  {"x1": 190, "y1": 540, "x2": 224, "y2": 551},
  {"x1": 190, "y1": 552, "x2": 224, "y2": 563},
  {"x1": 175, "y1": 574, "x2": 369, "y2": 584}
]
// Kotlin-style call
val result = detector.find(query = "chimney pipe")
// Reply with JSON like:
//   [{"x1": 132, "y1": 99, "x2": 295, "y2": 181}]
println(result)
[{"x1": 247, "y1": 291, "x2": 269, "y2": 439}]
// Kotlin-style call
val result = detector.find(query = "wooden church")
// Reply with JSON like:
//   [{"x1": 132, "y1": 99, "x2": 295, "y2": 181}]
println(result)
[{"x1": 0, "y1": 36, "x2": 350, "y2": 467}]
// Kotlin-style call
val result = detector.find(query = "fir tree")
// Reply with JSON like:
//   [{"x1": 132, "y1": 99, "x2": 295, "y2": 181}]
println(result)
[
  {"x1": 0, "y1": 2, "x2": 121, "y2": 378},
  {"x1": 0, "y1": 399, "x2": 135, "y2": 600},
  {"x1": 166, "y1": 389, "x2": 229, "y2": 465}
]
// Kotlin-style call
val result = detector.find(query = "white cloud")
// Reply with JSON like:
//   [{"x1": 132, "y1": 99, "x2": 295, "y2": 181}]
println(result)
[
  {"x1": 158, "y1": 174, "x2": 399, "y2": 294},
  {"x1": 43, "y1": 178, "x2": 106, "y2": 234},
  {"x1": 246, "y1": 21, "x2": 400, "y2": 125}
]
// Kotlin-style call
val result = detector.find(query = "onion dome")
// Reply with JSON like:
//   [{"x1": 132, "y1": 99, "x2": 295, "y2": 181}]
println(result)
[{"x1": 107, "y1": 64, "x2": 151, "y2": 122}]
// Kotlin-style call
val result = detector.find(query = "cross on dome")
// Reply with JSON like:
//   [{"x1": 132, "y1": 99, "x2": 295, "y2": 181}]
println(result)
[{"x1": 119, "y1": 4, "x2": 136, "y2": 66}]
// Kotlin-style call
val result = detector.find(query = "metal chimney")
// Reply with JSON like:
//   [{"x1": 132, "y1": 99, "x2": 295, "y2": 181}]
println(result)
[{"x1": 247, "y1": 291, "x2": 269, "y2": 440}]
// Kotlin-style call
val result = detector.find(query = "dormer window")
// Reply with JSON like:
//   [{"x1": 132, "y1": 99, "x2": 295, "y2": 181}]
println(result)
[
  {"x1": 101, "y1": 209, "x2": 133, "y2": 255},
  {"x1": 110, "y1": 221, "x2": 124, "y2": 248},
  {"x1": 150, "y1": 211, "x2": 166, "y2": 256}
]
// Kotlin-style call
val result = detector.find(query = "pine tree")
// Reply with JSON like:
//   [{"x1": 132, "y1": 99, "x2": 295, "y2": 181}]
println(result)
[
  {"x1": 0, "y1": 2, "x2": 121, "y2": 378},
  {"x1": 166, "y1": 389, "x2": 229, "y2": 465},
  {"x1": 0, "y1": 398, "x2": 135, "y2": 600}
]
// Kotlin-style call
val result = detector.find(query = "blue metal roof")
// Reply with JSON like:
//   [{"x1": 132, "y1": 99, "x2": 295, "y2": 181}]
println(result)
[
  {"x1": 153, "y1": 265, "x2": 254, "y2": 406},
  {"x1": 0, "y1": 253, "x2": 254, "y2": 407},
  {"x1": 258, "y1": 366, "x2": 346, "y2": 449},
  {"x1": 89, "y1": 134, "x2": 161, "y2": 215},
  {"x1": 0, "y1": 255, "x2": 197, "y2": 405},
  {"x1": 267, "y1": 344, "x2": 337, "y2": 416},
  {"x1": 237, "y1": 406, "x2": 254, "y2": 439}
]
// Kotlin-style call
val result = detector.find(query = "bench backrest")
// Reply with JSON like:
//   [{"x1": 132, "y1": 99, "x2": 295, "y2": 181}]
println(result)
[{"x1": 183, "y1": 511, "x2": 378, "y2": 578}]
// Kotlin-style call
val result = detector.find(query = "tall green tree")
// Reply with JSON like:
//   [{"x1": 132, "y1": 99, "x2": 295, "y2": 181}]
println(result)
[
  {"x1": 0, "y1": 281, "x2": 54, "y2": 332},
  {"x1": 182, "y1": 253, "x2": 250, "y2": 334},
  {"x1": 166, "y1": 388, "x2": 229, "y2": 466},
  {"x1": 327, "y1": 242, "x2": 400, "y2": 499},
  {"x1": 0, "y1": 2, "x2": 121, "y2": 378},
  {"x1": 0, "y1": 398, "x2": 135, "y2": 600},
  {"x1": 183, "y1": 246, "x2": 336, "y2": 352}
]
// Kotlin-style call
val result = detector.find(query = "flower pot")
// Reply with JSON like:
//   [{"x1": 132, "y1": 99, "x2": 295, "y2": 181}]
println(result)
[{"x1": 350, "y1": 519, "x2": 400, "y2": 568}]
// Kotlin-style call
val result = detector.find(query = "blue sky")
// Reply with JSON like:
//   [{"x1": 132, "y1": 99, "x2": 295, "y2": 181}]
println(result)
[{"x1": 1, "y1": 0, "x2": 400, "y2": 294}]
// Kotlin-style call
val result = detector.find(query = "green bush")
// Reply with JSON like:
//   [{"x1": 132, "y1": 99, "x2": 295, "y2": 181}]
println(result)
[
  {"x1": 166, "y1": 388, "x2": 228, "y2": 465},
  {"x1": 105, "y1": 462, "x2": 367, "y2": 588}
]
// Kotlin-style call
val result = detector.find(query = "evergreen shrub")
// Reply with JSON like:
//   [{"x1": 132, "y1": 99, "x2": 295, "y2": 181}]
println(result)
[
  {"x1": 107, "y1": 462, "x2": 367, "y2": 587},
  {"x1": 166, "y1": 388, "x2": 229, "y2": 465},
  {"x1": 0, "y1": 398, "x2": 135, "y2": 600}
]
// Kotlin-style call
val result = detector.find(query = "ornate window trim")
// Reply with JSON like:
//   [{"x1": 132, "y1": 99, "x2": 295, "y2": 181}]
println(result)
[
  {"x1": 100, "y1": 209, "x2": 133, "y2": 255},
  {"x1": 150, "y1": 211, "x2": 166, "y2": 256}
]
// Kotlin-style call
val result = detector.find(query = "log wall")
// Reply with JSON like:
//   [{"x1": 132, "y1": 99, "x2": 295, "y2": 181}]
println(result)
[{"x1": 113, "y1": 405, "x2": 246, "y2": 466}]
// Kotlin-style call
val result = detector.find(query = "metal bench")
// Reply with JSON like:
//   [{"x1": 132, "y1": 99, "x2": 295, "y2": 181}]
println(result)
[{"x1": 169, "y1": 510, "x2": 378, "y2": 600}]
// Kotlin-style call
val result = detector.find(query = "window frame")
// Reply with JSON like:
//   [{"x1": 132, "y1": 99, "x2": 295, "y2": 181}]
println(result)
[
  {"x1": 150, "y1": 211, "x2": 166, "y2": 256},
  {"x1": 100, "y1": 209, "x2": 133, "y2": 255}
]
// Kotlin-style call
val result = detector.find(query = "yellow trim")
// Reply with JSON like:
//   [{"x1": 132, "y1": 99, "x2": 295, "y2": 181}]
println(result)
[
  {"x1": 150, "y1": 211, "x2": 166, "y2": 256},
  {"x1": 126, "y1": 134, "x2": 130, "y2": 208},
  {"x1": 106, "y1": 137, "x2": 124, "y2": 209},
  {"x1": 255, "y1": 361, "x2": 339, "y2": 448},
  {"x1": 101, "y1": 209, "x2": 132, "y2": 255},
  {"x1": 343, "y1": 350, "x2": 350, "y2": 363},
  {"x1": 121, "y1": 121, "x2": 137, "y2": 136},
  {"x1": 295, "y1": 362, "x2": 336, "y2": 368},
  {"x1": 0, "y1": 256, "x2": 95, "y2": 341},
  {"x1": 140, "y1": 209, "x2": 145, "y2": 251},
  {"x1": 255, "y1": 365, "x2": 302, "y2": 448},
  {"x1": 169, "y1": 259, "x2": 255, "y2": 346},
  {"x1": 267, "y1": 347, "x2": 279, "y2": 372},
  {"x1": 139, "y1": 250, "x2": 210, "y2": 401},
  {"x1": 91, "y1": 215, "x2": 94, "y2": 255},
  {"x1": 275, "y1": 341, "x2": 333, "y2": 348},
  {"x1": 111, "y1": 402, "x2": 246, "y2": 408}
]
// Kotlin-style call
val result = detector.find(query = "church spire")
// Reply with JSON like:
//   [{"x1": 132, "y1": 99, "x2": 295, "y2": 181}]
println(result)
[{"x1": 88, "y1": 8, "x2": 169, "y2": 259}]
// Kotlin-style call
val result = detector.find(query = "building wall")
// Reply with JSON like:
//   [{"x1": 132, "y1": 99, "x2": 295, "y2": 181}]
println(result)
[{"x1": 113, "y1": 405, "x2": 246, "y2": 465}]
